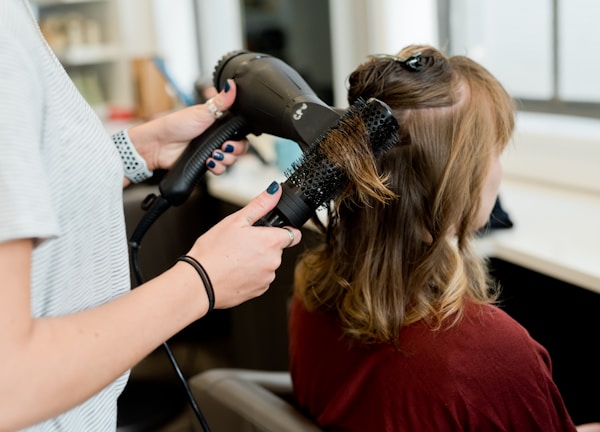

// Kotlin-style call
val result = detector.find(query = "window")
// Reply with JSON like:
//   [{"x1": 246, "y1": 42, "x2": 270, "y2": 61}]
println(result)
[{"x1": 441, "y1": 0, "x2": 600, "y2": 119}]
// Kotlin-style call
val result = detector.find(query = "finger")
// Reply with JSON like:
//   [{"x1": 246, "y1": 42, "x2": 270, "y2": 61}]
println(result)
[
  {"x1": 221, "y1": 139, "x2": 249, "y2": 156},
  {"x1": 209, "y1": 79, "x2": 236, "y2": 113},
  {"x1": 239, "y1": 181, "x2": 282, "y2": 226},
  {"x1": 203, "y1": 86, "x2": 218, "y2": 99},
  {"x1": 212, "y1": 150, "x2": 237, "y2": 166},
  {"x1": 206, "y1": 158, "x2": 226, "y2": 175},
  {"x1": 236, "y1": 181, "x2": 303, "y2": 248},
  {"x1": 206, "y1": 151, "x2": 238, "y2": 174},
  {"x1": 281, "y1": 226, "x2": 302, "y2": 248}
]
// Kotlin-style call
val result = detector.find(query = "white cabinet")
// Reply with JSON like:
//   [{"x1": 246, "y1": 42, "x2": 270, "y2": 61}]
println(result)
[{"x1": 31, "y1": 0, "x2": 135, "y2": 116}]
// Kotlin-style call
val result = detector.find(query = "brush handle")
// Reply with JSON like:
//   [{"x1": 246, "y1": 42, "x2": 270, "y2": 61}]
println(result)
[{"x1": 254, "y1": 183, "x2": 313, "y2": 228}]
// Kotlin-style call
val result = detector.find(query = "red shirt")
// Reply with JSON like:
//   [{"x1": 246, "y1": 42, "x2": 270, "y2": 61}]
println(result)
[{"x1": 289, "y1": 297, "x2": 577, "y2": 432}]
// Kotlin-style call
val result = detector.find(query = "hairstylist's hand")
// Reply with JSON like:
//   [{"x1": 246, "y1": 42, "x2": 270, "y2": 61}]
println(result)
[
  {"x1": 127, "y1": 79, "x2": 248, "y2": 175},
  {"x1": 186, "y1": 182, "x2": 302, "y2": 309}
]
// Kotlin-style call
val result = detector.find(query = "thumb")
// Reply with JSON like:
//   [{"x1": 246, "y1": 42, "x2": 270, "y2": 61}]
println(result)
[
  {"x1": 210, "y1": 79, "x2": 237, "y2": 112},
  {"x1": 240, "y1": 181, "x2": 282, "y2": 226}
]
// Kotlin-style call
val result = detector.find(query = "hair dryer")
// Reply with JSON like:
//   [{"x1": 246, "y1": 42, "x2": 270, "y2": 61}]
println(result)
[
  {"x1": 130, "y1": 51, "x2": 341, "y2": 246},
  {"x1": 158, "y1": 50, "x2": 341, "y2": 207}
]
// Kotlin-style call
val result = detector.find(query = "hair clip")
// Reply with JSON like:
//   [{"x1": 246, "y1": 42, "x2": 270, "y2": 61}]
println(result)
[{"x1": 369, "y1": 52, "x2": 425, "y2": 72}]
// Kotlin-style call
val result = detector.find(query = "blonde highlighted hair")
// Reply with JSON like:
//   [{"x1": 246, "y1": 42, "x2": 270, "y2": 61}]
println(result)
[{"x1": 294, "y1": 45, "x2": 515, "y2": 345}]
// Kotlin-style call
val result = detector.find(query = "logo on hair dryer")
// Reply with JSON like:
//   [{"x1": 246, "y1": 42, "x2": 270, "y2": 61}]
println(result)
[{"x1": 293, "y1": 103, "x2": 308, "y2": 120}]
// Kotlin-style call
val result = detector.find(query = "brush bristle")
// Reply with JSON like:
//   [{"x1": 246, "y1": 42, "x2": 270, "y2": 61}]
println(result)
[
  {"x1": 363, "y1": 97, "x2": 401, "y2": 157},
  {"x1": 284, "y1": 98, "x2": 399, "y2": 210}
]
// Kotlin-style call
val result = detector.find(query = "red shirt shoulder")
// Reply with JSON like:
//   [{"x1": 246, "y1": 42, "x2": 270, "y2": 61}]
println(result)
[{"x1": 288, "y1": 296, "x2": 577, "y2": 432}]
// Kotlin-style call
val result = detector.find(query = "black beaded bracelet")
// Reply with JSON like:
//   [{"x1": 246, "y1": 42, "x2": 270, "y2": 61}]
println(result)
[{"x1": 177, "y1": 255, "x2": 215, "y2": 313}]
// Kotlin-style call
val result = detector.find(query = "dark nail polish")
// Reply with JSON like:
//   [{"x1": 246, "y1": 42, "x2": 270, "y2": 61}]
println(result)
[
  {"x1": 224, "y1": 144, "x2": 235, "y2": 153},
  {"x1": 266, "y1": 181, "x2": 279, "y2": 195},
  {"x1": 224, "y1": 80, "x2": 231, "y2": 93},
  {"x1": 213, "y1": 151, "x2": 224, "y2": 161},
  {"x1": 207, "y1": 160, "x2": 216, "y2": 169}
]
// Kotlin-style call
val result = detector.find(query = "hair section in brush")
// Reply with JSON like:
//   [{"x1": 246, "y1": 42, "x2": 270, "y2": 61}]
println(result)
[
  {"x1": 255, "y1": 98, "x2": 399, "y2": 228},
  {"x1": 285, "y1": 97, "x2": 400, "y2": 213},
  {"x1": 300, "y1": 97, "x2": 401, "y2": 208}
]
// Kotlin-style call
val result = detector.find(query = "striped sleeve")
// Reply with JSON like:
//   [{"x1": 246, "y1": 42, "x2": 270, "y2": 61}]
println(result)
[{"x1": 0, "y1": 28, "x2": 59, "y2": 244}]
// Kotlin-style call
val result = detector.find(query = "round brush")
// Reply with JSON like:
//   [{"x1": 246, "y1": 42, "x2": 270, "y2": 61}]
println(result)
[{"x1": 255, "y1": 97, "x2": 400, "y2": 228}]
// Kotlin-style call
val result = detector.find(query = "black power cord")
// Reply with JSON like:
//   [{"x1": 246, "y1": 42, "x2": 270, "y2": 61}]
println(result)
[
  {"x1": 129, "y1": 198, "x2": 212, "y2": 432},
  {"x1": 124, "y1": 112, "x2": 250, "y2": 432}
]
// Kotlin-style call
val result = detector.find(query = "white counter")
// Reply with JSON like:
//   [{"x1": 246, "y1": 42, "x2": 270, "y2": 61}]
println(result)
[
  {"x1": 207, "y1": 155, "x2": 600, "y2": 295},
  {"x1": 478, "y1": 179, "x2": 600, "y2": 294}
]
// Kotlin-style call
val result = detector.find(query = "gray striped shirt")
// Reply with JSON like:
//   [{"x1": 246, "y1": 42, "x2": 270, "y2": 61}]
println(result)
[{"x1": 1, "y1": 1, "x2": 131, "y2": 430}]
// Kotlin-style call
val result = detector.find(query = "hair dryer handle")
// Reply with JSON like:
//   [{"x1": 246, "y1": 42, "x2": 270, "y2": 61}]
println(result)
[{"x1": 159, "y1": 112, "x2": 249, "y2": 206}]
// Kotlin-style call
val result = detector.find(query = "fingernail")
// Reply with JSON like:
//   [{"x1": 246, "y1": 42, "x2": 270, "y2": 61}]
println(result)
[
  {"x1": 213, "y1": 151, "x2": 224, "y2": 161},
  {"x1": 224, "y1": 80, "x2": 231, "y2": 93},
  {"x1": 207, "y1": 160, "x2": 216, "y2": 169},
  {"x1": 266, "y1": 181, "x2": 279, "y2": 195},
  {"x1": 224, "y1": 143, "x2": 234, "y2": 153}
]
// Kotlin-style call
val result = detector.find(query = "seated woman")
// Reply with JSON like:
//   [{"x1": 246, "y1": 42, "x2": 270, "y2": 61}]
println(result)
[{"x1": 288, "y1": 44, "x2": 599, "y2": 431}]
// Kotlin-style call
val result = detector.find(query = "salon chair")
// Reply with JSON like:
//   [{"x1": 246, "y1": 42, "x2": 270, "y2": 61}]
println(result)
[{"x1": 188, "y1": 368, "x2": 323, "y2": 432}]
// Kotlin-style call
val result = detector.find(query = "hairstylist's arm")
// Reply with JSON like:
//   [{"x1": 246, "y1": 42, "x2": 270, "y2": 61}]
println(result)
[
  {"x1": 123, "y1": 79, "x2": 247, "y2": 187},
  {"x1": 0, "y1": 184, "x2": 300, "y2": 431}
]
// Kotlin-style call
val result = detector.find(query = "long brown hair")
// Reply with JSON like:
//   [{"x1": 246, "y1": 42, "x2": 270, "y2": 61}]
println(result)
[{"x1": 294, "y1": 45, "x2": 515, "y2": 345}]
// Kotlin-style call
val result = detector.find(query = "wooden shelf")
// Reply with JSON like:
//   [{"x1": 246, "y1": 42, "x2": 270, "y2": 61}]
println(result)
[
  {"x1": 33, "y1": 0, "x2": 107, "y2": 6},
  {"x1": 54, "y1": 44, "x2": 122, "y2": 66}
]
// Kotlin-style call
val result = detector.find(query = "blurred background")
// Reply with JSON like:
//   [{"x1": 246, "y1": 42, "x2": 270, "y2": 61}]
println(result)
[{"x1": 30, "y1": 0, "x2": 600, "y2": 194}]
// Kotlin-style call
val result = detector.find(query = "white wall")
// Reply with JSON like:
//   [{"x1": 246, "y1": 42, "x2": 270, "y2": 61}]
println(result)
[
  {"x1": 151, "y1": 0, "x2": 199, "y2": 99},
  {"x1": 450, "y1": 0, "x2": 554, "y2": 100},
  {"x1": 195, "y1": 0, "x2": 244, "y2": 82},
  {"x1": 329, "y1": 0, "x2": 438, "y2": 107}
]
